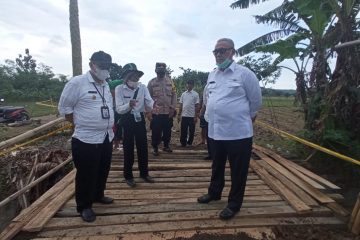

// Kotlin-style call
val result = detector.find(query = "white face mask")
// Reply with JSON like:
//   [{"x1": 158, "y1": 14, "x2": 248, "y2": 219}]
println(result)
[
  {"x1": 127, "y1": 81, "x2": 139, "y2": 88},
  {"x1": 94, "y1": 66, "x2": 110, "y2": 81}
]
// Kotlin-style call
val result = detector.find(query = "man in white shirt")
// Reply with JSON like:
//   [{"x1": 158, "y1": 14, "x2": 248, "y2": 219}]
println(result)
[
  {"x1": 58, "y1": 51, "x2": 115, "y2": 222},
  {"x1": 115, "y1": 63, "x2": 154, "y2": 188},
  {"x1": 197, "y1": 38, "x2": 262, "y2": 220},
  {"x1": 177, "y1": 79, "x2": 200, "y2": 147}
]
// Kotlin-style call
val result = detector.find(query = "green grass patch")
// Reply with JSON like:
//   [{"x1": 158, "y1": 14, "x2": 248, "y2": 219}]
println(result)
[
  {"x1": 262, "y1": 96, "x2": 295, "y2": 107},
  {"x1": 2, "y1": 101, "x2": 58, "y2": 117}
]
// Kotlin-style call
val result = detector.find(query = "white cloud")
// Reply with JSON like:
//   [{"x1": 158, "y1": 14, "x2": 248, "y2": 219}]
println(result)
[{"x1": 0, "y1": 0, "x2": 295, "y2": 88}]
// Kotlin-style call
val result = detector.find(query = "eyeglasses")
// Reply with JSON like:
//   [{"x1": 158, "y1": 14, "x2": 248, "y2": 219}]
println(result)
[{"x1": 212, "y1": 48, "x2": 233, "y2": 55}]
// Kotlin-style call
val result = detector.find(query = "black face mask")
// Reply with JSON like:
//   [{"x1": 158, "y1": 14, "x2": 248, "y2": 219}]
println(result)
[{"x1": 156, "y1": 71, "x2": 166, "y2": 78}]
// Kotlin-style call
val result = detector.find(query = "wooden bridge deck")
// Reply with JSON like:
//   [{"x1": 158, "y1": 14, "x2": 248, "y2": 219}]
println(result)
[{"x1": 1, "y1": 144, "x2": 349, "y2": 240}]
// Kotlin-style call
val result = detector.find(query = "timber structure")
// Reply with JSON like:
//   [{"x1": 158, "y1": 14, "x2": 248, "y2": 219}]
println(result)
[{"x1": 0, "y1": 143, "x2": 349, "y2": 239}]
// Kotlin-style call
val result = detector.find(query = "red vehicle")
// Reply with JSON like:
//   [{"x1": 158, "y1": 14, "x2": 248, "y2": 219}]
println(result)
[{"x1": 0, "y1": 105, "x2": 30, "y2": 123}]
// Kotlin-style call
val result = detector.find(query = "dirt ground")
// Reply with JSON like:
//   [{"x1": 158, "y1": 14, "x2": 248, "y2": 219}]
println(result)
[{"x1": 1, "y1": 110, "x2": 360, "y2": 239}]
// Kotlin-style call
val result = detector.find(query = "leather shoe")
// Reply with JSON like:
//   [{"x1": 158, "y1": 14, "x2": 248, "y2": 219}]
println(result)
[
  {"x1": 125, "y1": 178, "x2": 136, "y2": 187},
  {"x1": 153, "y1": 148, "x2": 159, "y2": 156},
  {"x1": 80, "y1": 208, "x2": 96, "y2": 222},
  {"x1": 141, "y1": 175, "x2": 155, "y2": 183},
  {"x1": 163, "y1": 147, "x2": 173, "y2": 153},
  {"x1": 197, "y1": 194, "x2": 220, "y2": 204},
  {"x1": 219, "y1": 207, "x2": 238, "y2": 220},
  {"x1": 95, "y1": 196, "x2": 113, "y2": 204},
  {"x1": 203, "y1": 156, "x2": 212, "y2": 160}
]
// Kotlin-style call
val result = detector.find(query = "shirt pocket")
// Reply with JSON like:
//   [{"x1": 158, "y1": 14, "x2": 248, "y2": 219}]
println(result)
[
  {"x1": 152, "y1": 86, "x2": 162, "y2": 97},
  {"x1": 165, "y1": 84, "x2": 173, "y2": 96},
  {"x1": 226, "y1": 79, "x2": 245, "y2": 96}
]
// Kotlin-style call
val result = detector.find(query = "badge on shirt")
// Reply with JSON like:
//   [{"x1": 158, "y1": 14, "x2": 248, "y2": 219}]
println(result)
[
  {"x1": 92, "y1": 95, "x2": 96, "y2": 100},
  {"x1": 101, "y1": 106, "x2": 110, "y2": 119}
]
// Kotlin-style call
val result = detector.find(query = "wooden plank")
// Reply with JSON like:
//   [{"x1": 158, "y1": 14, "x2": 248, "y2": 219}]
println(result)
[
  {"x1": 45, "y1": 206, "x2": 298, "y2": 230},
  {"x1": 256, "y1": 160, "x2": 318, "y2": 207},
  {"x1": 253, "y1": 144, "x2": 340, "y2": 190},
  {"x1": 56, "y1": 201, "x2": 288, "y2": 217},
  {"x1": 259, "y1": 155, "x2": 335, "y2": 204},
  {"x1": 38, "y1": 217, "x2": 344, "y2": 237},
  {"x1": 32, "y1": 227, "x2": 276, "y2": 240},
  {"x1": 250, "y1": 160, "x2": 311, "y2": 213},
  {"x1": 23, "y1": 182, "x2": 75, "y2": 232},
  {"x1": 0, "y1": 170, "x2": 75, "y2": 240},
  {"x1": 326, "y1": 202, "x2": 349, "y2": 218},
  {"x1": 254, "y1": 150, "x2": 325, "y2": 190}
]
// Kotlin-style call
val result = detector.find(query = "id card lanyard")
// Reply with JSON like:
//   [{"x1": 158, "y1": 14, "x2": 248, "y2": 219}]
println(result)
[{"x1": 92, "y1": 83, "x2": 110, "y2": 119}]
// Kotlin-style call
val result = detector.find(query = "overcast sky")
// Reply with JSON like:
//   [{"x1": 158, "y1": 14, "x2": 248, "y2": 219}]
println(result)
[{"x1": 0, "y1": 0, "x2": 296, "y2": 89}]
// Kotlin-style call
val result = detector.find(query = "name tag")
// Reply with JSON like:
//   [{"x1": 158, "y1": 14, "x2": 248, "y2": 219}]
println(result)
[{"x1": 101, "y1": 106, "x2": 110, "y2": 119}]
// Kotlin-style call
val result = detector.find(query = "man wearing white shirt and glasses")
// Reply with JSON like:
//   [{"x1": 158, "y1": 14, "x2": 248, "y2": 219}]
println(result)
[
  {"x1": 115, "y1": 63, "x2": 155, "y2": 188},
  {"x1": 58, "y1": 51, "x2": 115, "y2": 222},
  {"x1": 197, "y1": 38, "x2": 262, "y2": 220}
]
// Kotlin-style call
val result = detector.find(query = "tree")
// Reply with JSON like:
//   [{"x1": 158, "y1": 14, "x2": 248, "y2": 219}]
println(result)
[
  {"x1": 109, "y1": 63, "x2": 123, "y2": 80},
  {"x1": 172, "y1": 68, "x2": 209, "y2": 96},
  {"x1": 15, "y1": 49, "x2": 37, "y2": 73},
  {"x1": 69, "y1": 0, "x2": 82, "y2": 76}
]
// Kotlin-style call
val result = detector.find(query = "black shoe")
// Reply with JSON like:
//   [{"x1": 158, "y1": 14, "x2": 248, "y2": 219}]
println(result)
[
  {"x1": 181, "y1": 144, "x2": 186, "y2": 147},
  {"x1": 163, "y1": 147, "x2": 173, "y2": 153},
  {"x1": 197, "y1": 194, "x2": 221, "y2": 204},
  {"x1": 219, "y1": 207, "x2": 238, "y2": 220},
  {"x1": 94, "y1": 196, "x2": 113, "y2": 204},
  {"x1": 80, "y1": 208, "x2": 96, "y2": 222},
  {"x1": 153, "y1": 148, "x2": 159, "y2": 156},
  {"x1": 141, "y1": 175, "x2": 155, "y2": 183},
  {"x1": 125, "y1": 178, "x2": 136, "y2": 187},
  {"x1": 203, "y1": 156, "x2": 212, "y2": 160}
]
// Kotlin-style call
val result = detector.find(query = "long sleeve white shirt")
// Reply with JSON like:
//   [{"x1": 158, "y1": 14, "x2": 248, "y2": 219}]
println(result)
[
  {"x1": 204, "y1": 61, "x2": 262, "y2": 140},
  {"x1": 58, "y1": 71, "x2": 114, "y2": 144},
  {"x1": 115, "y1": 83, "x2": 154, "y2": 114}
]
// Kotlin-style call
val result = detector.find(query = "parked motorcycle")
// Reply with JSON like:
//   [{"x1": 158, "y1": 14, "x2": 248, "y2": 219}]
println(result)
[{"x1": 0, "y1": 106, "x2": 30, "y2": 123}]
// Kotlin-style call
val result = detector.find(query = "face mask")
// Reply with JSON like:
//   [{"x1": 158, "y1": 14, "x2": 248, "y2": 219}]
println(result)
[
  {"x1": 216, "y1": 58, "x2": 232, "y2": 69},
  {"x1": 94, "y1": 67, "x2": 110, "y2": 81},
  {"x1": 156, "y1": 69, "x2": 166, "y2": 78},
  {"x1": 127, "y1": 81, "x2": 139, "y2": 88}
]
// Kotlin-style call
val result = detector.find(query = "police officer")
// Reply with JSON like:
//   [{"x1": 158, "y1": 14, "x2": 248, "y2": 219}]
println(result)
[
  {"x1": 115, "y1": 63, "x2": 154, "y2": 187},
  {"x1": 197, "y1": 38, "x2": 262, "y2": 220},
  {"x1": 147, "y1": 62, "x2": 177, "y2": 156}
]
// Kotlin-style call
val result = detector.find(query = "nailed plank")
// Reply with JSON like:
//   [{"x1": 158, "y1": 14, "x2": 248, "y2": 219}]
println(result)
[
  {"x1": 256, "y1": 160, "x2": 318, "y2": 207},
  {"x1": 253, "y1": 144, "x2": 340, "y2": 190},
  {"x1": 250, "y1": 160, "x2": 311, "y2": 213},
  {"x1": 23, "y1": 182, "x2": 75, "y2": 232},
  {"x1": 259, "y1": 155, "x2": 335, "y2": 204},
  {"x1": 38, "y1": 217, "x2": 344, "y2": 237},
  {"x1": 0, "y1": 170, "x2": 75, "y2": 240}
]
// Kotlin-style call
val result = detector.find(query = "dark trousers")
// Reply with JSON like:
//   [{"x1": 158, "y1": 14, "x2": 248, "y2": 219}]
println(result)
[
  {"x1": 151, "y1": 114, "x2": 173, "y2": 149},
  {"x1": 122, "y1": 113, "x2": 149, "y2": 179},
  {"x1": 206, "y1": 123, "x2": 212, "y2": 157},
  {"x1": 208, "y1": 137, "x2": 253, "y2": 212},
  {"x1": 180, "y1": 117, "x2": 195, "y2": 146},
  {"x1": 71, "y1": 136, "x2": 112, "y2": 212}
]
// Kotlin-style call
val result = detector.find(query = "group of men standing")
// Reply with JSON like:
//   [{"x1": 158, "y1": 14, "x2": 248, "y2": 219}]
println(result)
[{"x1": 58, "y1": 38, "x2": 262, "y2": 222}]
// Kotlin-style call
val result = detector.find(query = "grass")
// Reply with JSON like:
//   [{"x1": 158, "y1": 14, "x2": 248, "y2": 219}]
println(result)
[
  {"x1": 1, "y1": 100, "x2": 58, "y2": 118},
  {"x1": 262, "y1": 96, "x2": 296, "y2": 107}
]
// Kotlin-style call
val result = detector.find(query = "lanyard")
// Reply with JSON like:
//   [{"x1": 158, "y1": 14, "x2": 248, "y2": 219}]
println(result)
[{"x1": 92, "y1": 83, "x2": 107, "y2": 106}]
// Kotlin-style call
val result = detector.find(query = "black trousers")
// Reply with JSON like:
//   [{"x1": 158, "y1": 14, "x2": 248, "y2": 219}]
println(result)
[
  {"x1": 151, "y1": 114, "x2": 173, "y2": 149},
  {"x1": 180, "y1": 117, "x2": 195, "y2": 146},
  {"x1": 122, "y1": 113, "x2": 149, "y2": 179},
  {"x1": 208, "y1": 137, "x2": 253, "y2": 212},
  {"x1": 71, "y1": 136, "x2": 112, "y2": 212}
]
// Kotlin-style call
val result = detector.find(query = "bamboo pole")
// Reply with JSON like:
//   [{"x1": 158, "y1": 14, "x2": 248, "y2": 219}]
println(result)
[
  {"x1": 0, "y1": 117, "x2": 65, "y2": 150},
  {"x1": 350, "y1": 193, "x2": 360, "y2": 235},
  {"x1": 0, "y1": 156, "x2": 72, "y2": 208},
  {"x1": 335, "y1": 39, "x2": 360, "y2": 49}
]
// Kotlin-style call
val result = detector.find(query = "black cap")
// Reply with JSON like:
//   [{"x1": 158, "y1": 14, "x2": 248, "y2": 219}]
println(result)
[
  {"x1": 90, "y1": 51, "x2": 112, "y2": 69},
  {"x1": 155, "y1": 62, "x2": 166, "y2": 70}
]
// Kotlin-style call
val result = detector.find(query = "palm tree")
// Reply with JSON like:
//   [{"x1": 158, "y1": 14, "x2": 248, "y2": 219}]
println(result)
[{"x1": 69, "y1": 0, "x2": 82, "y2": 76}]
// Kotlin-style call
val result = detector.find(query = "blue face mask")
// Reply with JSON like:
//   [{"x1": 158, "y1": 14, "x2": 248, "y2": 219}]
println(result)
[{"x1": 216, "y1": 58, "x2": 232, "y2": 69}]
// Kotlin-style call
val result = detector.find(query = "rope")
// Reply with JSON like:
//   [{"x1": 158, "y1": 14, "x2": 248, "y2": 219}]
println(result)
[{"x1": 256, "y1": 120, "x2": 360, "y2": 166}]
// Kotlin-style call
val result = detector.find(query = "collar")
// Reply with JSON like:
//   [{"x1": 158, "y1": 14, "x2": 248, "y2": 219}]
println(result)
[{"x1": 215, "y1": 60, "x2": 236, "y2": 73}]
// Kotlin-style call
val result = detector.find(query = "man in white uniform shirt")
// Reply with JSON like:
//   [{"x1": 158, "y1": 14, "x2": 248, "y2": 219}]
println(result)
[
  {"x1": 177, "y1": 79, "x2": 200, "y2": 147},
  {"x1": 58, "y1": 51, "x2": 115, "y2": 222},
  {"x1": 197, "y1": 38, "x2": 262, "y2": 220},
  {"x1": 115, "y1": 63, "x2": 155, "y2": 188}
]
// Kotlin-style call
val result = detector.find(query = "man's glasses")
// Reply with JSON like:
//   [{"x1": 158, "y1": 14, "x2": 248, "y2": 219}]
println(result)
[{"x1": 212, "y1": 48, "x2": 233, "y2": 55}]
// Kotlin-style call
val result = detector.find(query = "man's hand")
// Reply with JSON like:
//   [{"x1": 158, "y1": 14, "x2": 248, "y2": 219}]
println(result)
[
  {"x1": 65, "y1": 114, "x2": 74, "y2": 124},
  {"x1": 169, "y1": 108, "x2": 176, "y2": 118},
  {"x1": 146, "y1": 112, "x2": 152, "y2": 122},
  {"x1": 129, "y1": 99, "x2": 137, "y2": 108}
]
